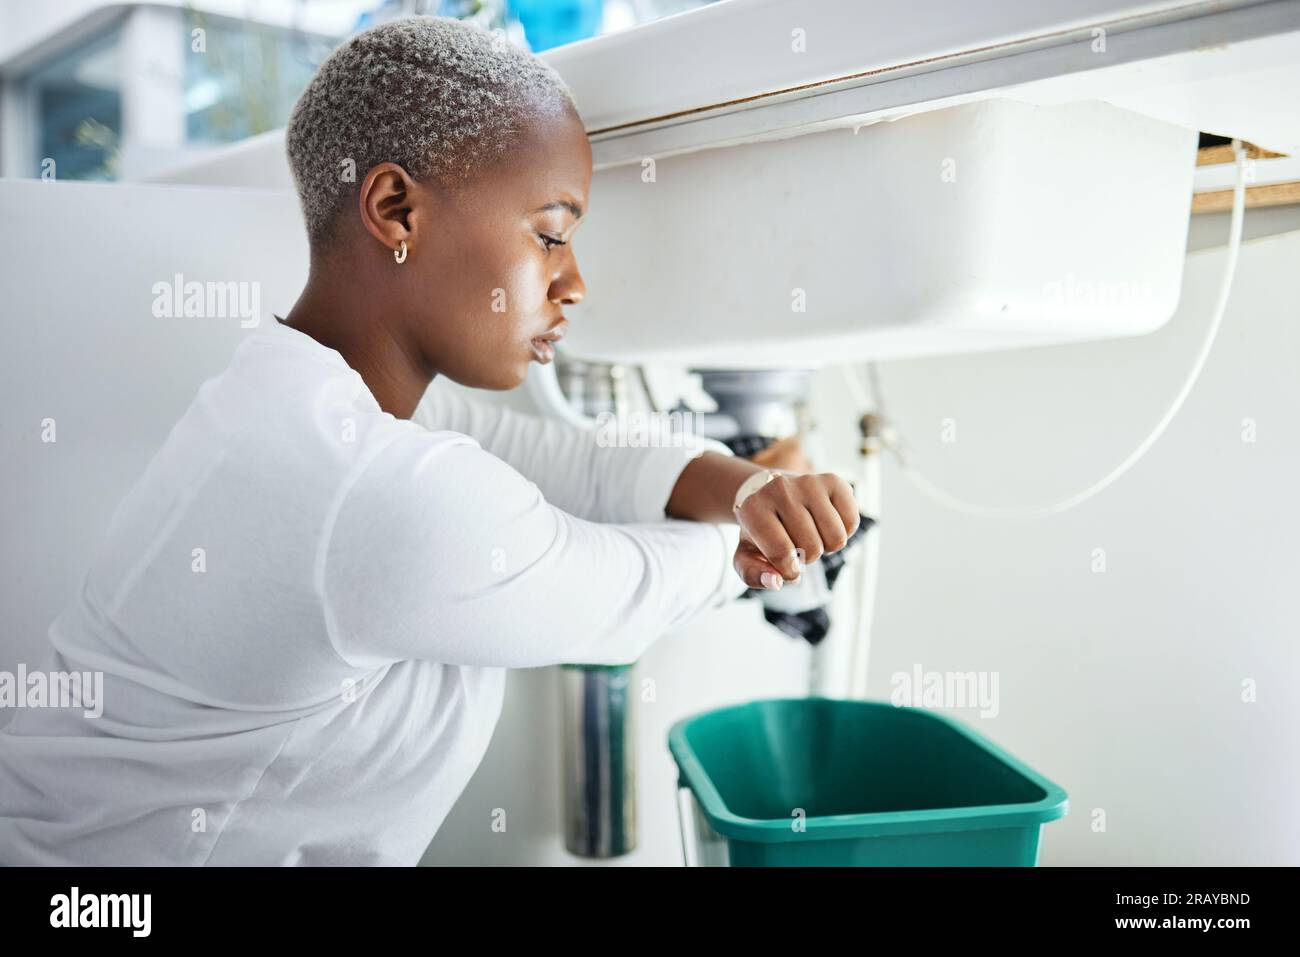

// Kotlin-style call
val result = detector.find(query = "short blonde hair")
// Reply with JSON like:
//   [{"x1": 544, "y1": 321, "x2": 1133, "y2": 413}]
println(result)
[{"x1": 286, "y1": 16, "x2": 576, "y2": 250}]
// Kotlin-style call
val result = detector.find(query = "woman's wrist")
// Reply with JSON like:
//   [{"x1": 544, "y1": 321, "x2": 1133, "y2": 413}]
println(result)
[{"x1": 664, "y1": 451, "x2": 766, "y2": 525}]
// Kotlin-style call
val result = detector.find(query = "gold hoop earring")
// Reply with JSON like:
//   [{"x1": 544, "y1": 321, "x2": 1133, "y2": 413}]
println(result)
[{"x1": 394, "y1": 240, "x2": 408, "y2": 264}]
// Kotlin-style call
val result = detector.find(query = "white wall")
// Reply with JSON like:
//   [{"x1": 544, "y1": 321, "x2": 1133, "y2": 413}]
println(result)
[{"x1": 0, "y1": 180, "x2": 308, "y2": 695}]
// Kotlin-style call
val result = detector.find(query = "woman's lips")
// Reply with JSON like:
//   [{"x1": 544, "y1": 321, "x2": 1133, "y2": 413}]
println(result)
[
  {"x1": 530, "y1": 323, "x2": 566, "y2": 364},
  {"x1": 530, "y1": 337, "x2": 556, "y2": 363}
]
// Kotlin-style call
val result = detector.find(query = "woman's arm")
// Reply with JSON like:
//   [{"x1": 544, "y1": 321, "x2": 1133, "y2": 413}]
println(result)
[
  {"x1": 320, "y1": 426, "x2": 747, "y2": 670},
  {"x1": 410, "y1": 381, "x2": 752, "y2": 525},
  {"x1": 408, "y1": 382, "x2": 856, "y2": 591},
  {"x1": 664, "y1": 451, "x2": 765, "y2": 524}
]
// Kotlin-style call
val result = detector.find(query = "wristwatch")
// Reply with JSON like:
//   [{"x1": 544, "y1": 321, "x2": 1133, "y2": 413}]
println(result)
[{"x1": 733, "y1": 468, "x2": 792, "y2": 513}]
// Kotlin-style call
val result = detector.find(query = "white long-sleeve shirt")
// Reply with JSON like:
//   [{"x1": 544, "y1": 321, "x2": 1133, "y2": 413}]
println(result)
[{"x1": 0, "y1": 318, "x2": 745, "y2": 866}]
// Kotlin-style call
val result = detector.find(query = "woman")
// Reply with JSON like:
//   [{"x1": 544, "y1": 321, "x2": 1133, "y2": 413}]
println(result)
[{"x1": 0, "y1": 17, "x2": 857, "y2": 866}]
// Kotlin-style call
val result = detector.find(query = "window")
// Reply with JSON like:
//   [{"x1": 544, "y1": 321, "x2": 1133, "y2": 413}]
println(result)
[
  {"x1": 21, "y1": 23, "x2": 124, "y2": 180},
  {"x1": 183, "y1": 10, "x2": 334, "y2": 144}
]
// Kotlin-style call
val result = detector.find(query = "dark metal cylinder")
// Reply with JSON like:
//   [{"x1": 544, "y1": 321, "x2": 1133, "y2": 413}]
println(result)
[{"x1": 561, "y1": 664, "x2": 636, "y2": 857}]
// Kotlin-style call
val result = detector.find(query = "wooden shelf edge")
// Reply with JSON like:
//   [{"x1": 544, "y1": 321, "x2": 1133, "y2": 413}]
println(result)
[{"x1": 1192, "y1": 181, "x2": 1300, "y2": 214}]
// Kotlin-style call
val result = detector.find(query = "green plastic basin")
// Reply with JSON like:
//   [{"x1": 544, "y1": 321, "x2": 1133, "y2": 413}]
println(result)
[{"x1": 668, "y1": 697, "x2": 1068, "y2": 866}]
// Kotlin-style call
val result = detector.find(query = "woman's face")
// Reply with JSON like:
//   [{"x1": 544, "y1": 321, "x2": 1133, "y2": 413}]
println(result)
[{"x1": 405, "y1": 108, "x2": 593, "y2": 391}]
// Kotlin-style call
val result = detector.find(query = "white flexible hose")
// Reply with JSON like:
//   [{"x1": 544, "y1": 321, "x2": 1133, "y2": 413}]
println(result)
[
  {"x1": 846, "y1": 139, "x2": 1248, "y2": 520},
  {"x1": 815, "y1": 363, "x2": 885, "y2": 699},
  {"x1": 845, "y1": 447, "x2": 882, "y2": 698}
]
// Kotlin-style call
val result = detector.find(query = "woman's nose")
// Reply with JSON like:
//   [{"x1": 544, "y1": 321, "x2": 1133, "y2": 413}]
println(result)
[{"x1": 552, "y1": 267, "x2": 585, "y2": 306}]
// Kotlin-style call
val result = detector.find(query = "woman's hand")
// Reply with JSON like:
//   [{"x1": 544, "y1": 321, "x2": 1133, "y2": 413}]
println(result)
[
  {"x1": 663, "y1": 439, "x2": 859, "y2": 589},
  {"x1": 732, "y1": 472, "x2": 860, "y2": 590}
]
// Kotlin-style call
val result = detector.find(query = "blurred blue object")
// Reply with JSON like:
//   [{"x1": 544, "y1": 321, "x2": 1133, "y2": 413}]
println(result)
[
  {"x1": 353, "y1": 0, "x2": 406, "y2": 33},
  {"x1": 507, "y1": 0, "x2": 603, "y2": 51}
]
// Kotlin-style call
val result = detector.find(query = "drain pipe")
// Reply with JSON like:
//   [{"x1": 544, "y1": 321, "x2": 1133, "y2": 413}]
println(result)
[
  {"x1": 532, "y1": 356, "x2": 640, "y2": 859},
  {"x1": 560, "y1": 663, "x2": 635, "y2": 857}
]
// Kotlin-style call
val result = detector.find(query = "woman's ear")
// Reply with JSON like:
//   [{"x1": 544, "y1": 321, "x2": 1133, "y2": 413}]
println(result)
[{"x1": 358, "y1": 162, "x2": 418, "y2": 254}]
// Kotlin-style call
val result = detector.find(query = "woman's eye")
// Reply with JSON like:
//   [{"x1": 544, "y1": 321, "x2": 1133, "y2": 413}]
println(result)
[{"x1": 539, "y1": 234, "x2": 567, "y2": 251}]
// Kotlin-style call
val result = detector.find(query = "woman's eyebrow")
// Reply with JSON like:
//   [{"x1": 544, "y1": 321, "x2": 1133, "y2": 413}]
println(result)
[{"x1": 532, "y1": 199, "x2": 584, "y2": 219}]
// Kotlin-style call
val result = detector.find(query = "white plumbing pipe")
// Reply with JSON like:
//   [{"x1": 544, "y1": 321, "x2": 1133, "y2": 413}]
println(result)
[
  {"x1": 813, "y1": 369, "x2": 886, "y2": 700},
  {"x1": 847, "y1": 442, "x2": 883, "y2": 699},
  {"x1": 522, "y1": 352, "x2": 599, "y2": 430}
]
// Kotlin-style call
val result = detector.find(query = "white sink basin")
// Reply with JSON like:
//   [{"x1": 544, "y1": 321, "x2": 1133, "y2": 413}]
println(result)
[{"x1": 565, "y1": 98, "x2": 1198, "y2": 368}]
